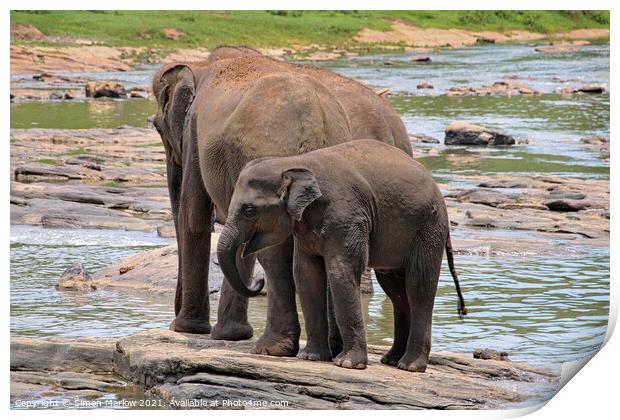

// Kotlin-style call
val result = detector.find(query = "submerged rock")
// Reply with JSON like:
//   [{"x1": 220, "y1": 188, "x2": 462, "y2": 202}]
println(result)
[
  {"x1": 409, "y1": 55, "x2": 432, "y2": 62},
  {"x1": 56, "y1": 263, "x2": 96, "y2": 292},
  {"x1": 473, "y1": 348, "x2": 510, "y2": 361},
  {"x1": 575, "y1": 84, "x2": 606, "y2": 94},
  {"x1": 409, "y1": 133, "x2": 440, "y2": 144},
  {"x1": 446, "y1": 81, "x2": 539, "y2": 97},
  {"x1": 416, "y1": 81, "x2": 434, "y2": 89},
  {"x1": 85, "y1": 81, "x2": 127, "y2": 98},
  {"x1": 534, "y1": 45, "x2": 579, "y2": 53},
  {"x1": 445, "y1": 122, "x2": 515, "y2": 146},
  {"x1": 48, "y1": 91, "x2": 64, "y2": 100}
]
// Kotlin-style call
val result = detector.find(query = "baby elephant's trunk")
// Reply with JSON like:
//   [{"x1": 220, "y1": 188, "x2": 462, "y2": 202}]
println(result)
[
  {"x1": 217, "y1": 225, "x2": 265, "y2": 298},
  {"x1": 445, "y1": 232, "x2": 468, "y2": 319}
]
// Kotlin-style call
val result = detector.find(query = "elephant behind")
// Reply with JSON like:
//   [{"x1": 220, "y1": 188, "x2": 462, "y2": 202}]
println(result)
[{"x1": 152, "y1": 47, "x2": 412, "y2": 357}]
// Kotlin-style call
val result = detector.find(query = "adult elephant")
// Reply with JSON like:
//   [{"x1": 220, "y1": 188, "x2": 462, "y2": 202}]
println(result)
[{"x1": 152, "y1": 47, "x2": 411, "y2": 356}]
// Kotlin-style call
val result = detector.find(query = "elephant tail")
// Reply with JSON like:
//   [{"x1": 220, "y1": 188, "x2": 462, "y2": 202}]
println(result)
[{"x1": 446, "y1": 232, "x2": 467, "y2": 319}]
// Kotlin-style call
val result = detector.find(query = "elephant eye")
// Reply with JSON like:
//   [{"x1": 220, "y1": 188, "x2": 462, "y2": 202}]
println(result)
[{"x1": 243, "y1": 205, "x2": 257, "y2": 218}]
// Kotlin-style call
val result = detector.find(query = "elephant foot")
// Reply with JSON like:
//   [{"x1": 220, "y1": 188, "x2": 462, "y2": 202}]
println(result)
[
  {"x1": 397, "y1": 353, "x2": 429, "y2": 373},
  {"x1": 254, "y1": 331, "x2": 299, "y2": 357},
  {"x1": 211, "y1": 320, "x2": 253, "y2": 341},
  {"x1": 298, "y1": 344, "x2": 332, "y2": 362},
  {"x1": 334, "y1": 349, "x2": 367, "y2": 369},
  {"x1": 380, "y1": 347, "x2": 405, "y2": 366},
  {"x1": 171, "y1": 317, "x2": 212, "y2": 334}
]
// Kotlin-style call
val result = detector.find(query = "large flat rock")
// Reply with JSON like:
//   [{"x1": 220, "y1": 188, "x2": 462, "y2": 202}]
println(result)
[{"x1": 11, "y1": 330, "x2": 560, "y2": 410}]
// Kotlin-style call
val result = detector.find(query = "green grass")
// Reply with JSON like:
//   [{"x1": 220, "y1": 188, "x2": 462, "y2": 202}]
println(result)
[
  {"x1": 62, "y1": 147, "x2": 89, "y2": 156},
  {"x1": 35, "y1": 158, "x2": 59, "y2": 165},
  {"x1": 11, "y1": 10, "x2": 610, "y2": 50}
]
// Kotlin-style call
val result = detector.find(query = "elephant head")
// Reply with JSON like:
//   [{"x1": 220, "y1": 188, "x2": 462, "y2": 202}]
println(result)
[
  {"x1": 217, "y1": 162, "x2": 323, "y2": 297},
  {"x1": 152, "y1": 63, "x2": 196, "y2": 164}
]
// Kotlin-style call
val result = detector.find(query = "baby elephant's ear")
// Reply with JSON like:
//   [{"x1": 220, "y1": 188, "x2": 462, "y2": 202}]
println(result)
[{"x1": 280, "y1": 169, "x2": 322, "y2": 221}]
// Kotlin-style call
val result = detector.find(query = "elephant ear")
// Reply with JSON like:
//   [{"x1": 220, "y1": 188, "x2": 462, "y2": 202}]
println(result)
[
  {"x1": 152, "y1": 64, "x2": 195, "y2": 160},
  {"x1": 280, "y1": 169, "x2": 322, "y2": 222}
]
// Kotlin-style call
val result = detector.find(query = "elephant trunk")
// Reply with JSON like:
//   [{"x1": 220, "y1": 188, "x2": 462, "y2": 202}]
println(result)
[{"x1": 217, "y1": 224, "x2": 264, "y2": 297}]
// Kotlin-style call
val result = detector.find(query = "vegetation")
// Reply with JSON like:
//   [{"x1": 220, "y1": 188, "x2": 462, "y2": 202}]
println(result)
[{"x1": 11, "y1": 10, "x2": 610, "y2": 49}]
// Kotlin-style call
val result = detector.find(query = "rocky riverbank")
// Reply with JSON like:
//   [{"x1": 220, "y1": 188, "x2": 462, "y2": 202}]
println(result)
[
  {"x1": 10, "y1": 125, "x2": 609, "y2": 295},
  {"x1": 10, "y1": 329, "x2": 560, "y2": 409}
]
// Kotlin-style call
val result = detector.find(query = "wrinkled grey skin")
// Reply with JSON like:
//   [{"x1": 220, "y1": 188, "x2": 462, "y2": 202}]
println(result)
[
  {"x1": 218, "y1": 140, "x2": 466, "y2": 372},
  {"x1": 152, "y1": 46, "x2": 411, "y2": 356}
]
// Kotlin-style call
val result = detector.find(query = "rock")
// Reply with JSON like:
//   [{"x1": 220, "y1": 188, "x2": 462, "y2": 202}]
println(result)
[
  {"x1": 416, "y1": 81, "x2": 434, "y2": 89},
  {"x1": 473, "y1": 349, "x2": 510, "y2": 361},
  {"x1": 10, "y1": 331, "x2": 559, "y2": 409},
  {"x1": 496, "y1": 202, "x2": 548, "y2": 210},
  {"x1": 10, "y1": 196, "x2": 28, "y2": 207},
  {"x1": 48, "y1": 91, "x2": 64, "y2": 100},
  {"x1": 534, "y1": 45, "x2": 579, "y2": 53},
  {"x1": 446, "y1": 81, "x2": 539, "y2": 97},
  {"x1": 91, "y1": 242, "x2": 221, "y2": 293},
  {"x1": 81, "y1": 162, "x2": 102, "y2": 171},
  {"x1": 579, "y1": 135, "x2": 609, "y2": 159},
  {"x1": 157, "y1": 223, "x2": 176, "y2": 238},
  {"x1": 56, "y1": 263, "x2": 96, "y2": 291},
  {"x1": 85, "y1": 81, "x2": 97, "y2": 97},
  {"x1": 10, "y1": 336, "x2": 144, "y2": 406},
  {"x1": 457, "y1": 189, "x2": 512, "y2": 207},
  {"x1": 94, "y1": 82, "x2": 127, "y2": 98},
  {"x1": 15, "y1": 163, "x2": 104, "y2": 181},
  {"x1": 410, "y1": 55, "x2": 432, "y2": 62},
  {"x1": 547, "y1": 190, "x2": 586, "y2": 200},
  {"x1": 580, "y1": 135, "x2": 609, "y2": 145},
  {"x1": 128, "y1": 89, "x2": 148, "y2": 99},
  {"x1": 558, "y1": 85, "x2": 607, "y2": 95},
  {"x1": 476, "y1": 36, "x2": 496, "y2": 44},
  {"x1": 445, "y1": 122, "x2": 515, "y2": 146},
  {"x1": 477, "y1": 180, "x2": 528, "y2": 188},
  {"x1": 409, "y1": 133, "x2": 440, "y2": 144},
  {"x1": 576, "y1": 84, "x2": 606, "y2": 94},
  {"x1": 304, "y1": 51, "x2": 341, "y2": 61},
  {"x1": 85, "y1": 81, "x2": 127, "y2": 98},
  {"x1": 465, "y1": 217, "x2": 498, "y2": 228},
  {"x1": 517, "y1": 86, "x2": 537, "y2": 95},
  {"x1": 63, "y1": 92, "x2": 75, "y2": 100},
  {"x1": 544, "y1": 199, "x2": 592, "y2": 212}
]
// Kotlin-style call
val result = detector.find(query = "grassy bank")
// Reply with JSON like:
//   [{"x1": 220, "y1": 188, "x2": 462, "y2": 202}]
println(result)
[{"x1": 11, "y1": 10, "x2": 610, "y2": 49}]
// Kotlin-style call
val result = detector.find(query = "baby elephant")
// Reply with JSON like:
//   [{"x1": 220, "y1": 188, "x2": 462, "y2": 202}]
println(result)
[{"x1": 217, "y1": 140, "x2": 466, "y2": 372}]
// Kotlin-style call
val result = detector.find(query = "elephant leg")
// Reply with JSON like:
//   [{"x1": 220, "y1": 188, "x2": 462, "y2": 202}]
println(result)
[
  {"x1": 326, "y1": 254, "x2": 368, "y2": 369},
  {"x1": 162, "y1": 145, "x2": 184, "y2": 318},
  {"x1": 294, "y1": 244, "x2": 331, "y2": 361},
  {"x1": 211, "y1": 249, "x2": 256, "y2": 340},
  {"x1": 254, "y1": 236, "x2": 300, "y2": 356},
  {"x1": 398, "y1": 241, "x2": 443, "y2": 373},
  {"x1": 172, "y1": 171, "x2": 214, "y2": 334},
  {"x1": 327, "y1": 285, "x2": 343, "y2": 358},
  {"x1": 375, "y1": 270, "x2": 410, "y2": 366}
]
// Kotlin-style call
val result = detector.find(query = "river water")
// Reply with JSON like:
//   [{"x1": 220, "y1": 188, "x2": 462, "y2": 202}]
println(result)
[{"x1": 10, "y1": 44, "x2": 609, "y2": 366}]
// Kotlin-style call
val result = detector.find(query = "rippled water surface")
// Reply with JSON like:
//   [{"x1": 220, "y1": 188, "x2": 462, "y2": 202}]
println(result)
[
  {"x1": 10, "y1": 225, "x2": 609, "y2": 364},
  {"x1": 10, "y1": 43, "x2": 610, "y2": 366}
]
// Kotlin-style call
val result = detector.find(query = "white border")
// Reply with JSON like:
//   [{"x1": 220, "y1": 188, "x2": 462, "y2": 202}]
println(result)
[{"x1": 4, "y1": 2, "x2": 616, "y2": 419}]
